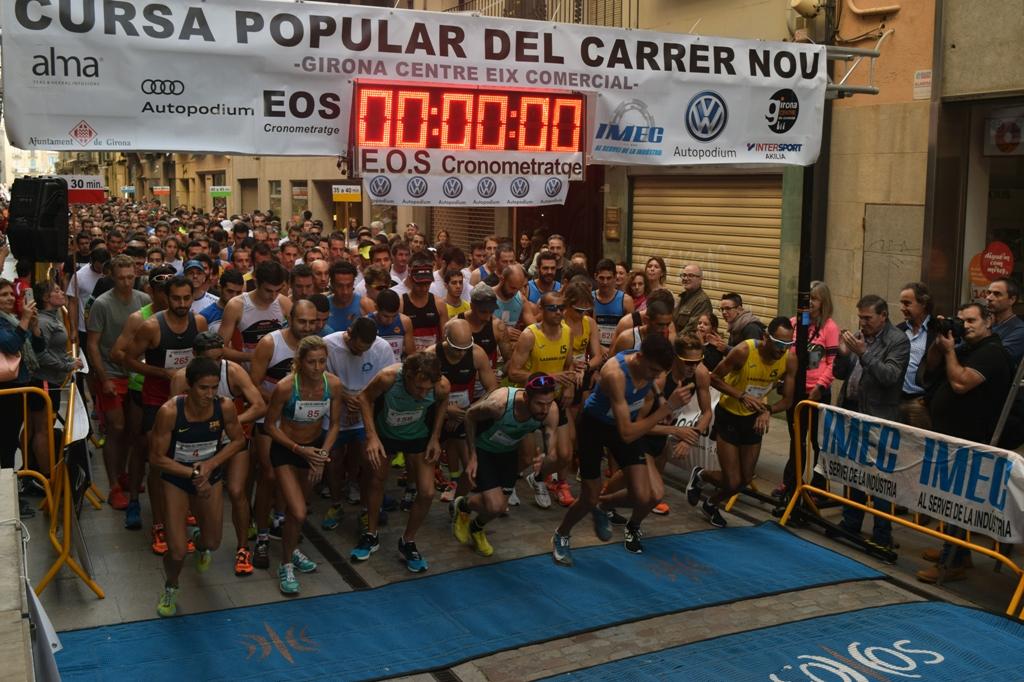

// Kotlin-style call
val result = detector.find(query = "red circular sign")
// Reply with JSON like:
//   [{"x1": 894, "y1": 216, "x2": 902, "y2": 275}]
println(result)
[
  {"x1": 995, "y1": 120, "x2": 1021, "y2": 153},
  {"x1": 981, "y1": 241, "x2": 1015, "y2": 280}
]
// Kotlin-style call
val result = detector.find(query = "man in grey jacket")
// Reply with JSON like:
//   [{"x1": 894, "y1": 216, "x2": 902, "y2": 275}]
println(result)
[{"x1": 832, "y1": 294, "x2": 910, "y2": 550}]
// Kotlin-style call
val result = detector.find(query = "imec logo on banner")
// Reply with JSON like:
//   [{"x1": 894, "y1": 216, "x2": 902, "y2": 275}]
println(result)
[
  {"x1": 685, "y1": 92, "x2": 728, "y2": 143},
  {"x1": 368, "y1": 176, "x2": 391, "y2": 198}
]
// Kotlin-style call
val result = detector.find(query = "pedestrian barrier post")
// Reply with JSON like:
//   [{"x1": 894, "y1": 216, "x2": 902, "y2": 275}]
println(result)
[{"x1": 779, "y1": 400, "x2": 1024, "y2": 618}]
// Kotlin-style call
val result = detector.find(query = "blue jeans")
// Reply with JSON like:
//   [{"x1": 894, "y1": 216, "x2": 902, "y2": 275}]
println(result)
[{"x1": 841, "y1": 488, "x2": 893, "y2": 546}]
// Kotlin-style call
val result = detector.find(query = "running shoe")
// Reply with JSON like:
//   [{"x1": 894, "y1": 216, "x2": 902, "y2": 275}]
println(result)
[
  {"x1": 124, "y1": 500, "x2": 142, "y2": 530},
  {"x1": 652, "y1": 502, "x2": 670, "y2": 516},
  {"x1": 268, "y1": 513, "x2": 285, "y2": 540},
  {"x1": 107, "y1": 485, "x2": 129, "y2": 511},
  {"x1": 400, "y1": 487, "x2": 416, "y2": 512},
  {"x1": 234, "y1": 547, "x2": 254, "y2": 576},
  {"x1": 440, "y1": 480, "x2": 457, "y2": 503},
  {"x1": 551, "y1": 532, "x2": 573, "y2": 567},
  {"x1": 398, "y1": 538, "x2": 428, "y2": 573},
  {"x1": 278, "y1": 563, "x2": 299, "y2": 594},
  {"x1": 592, "y1": 508, "x2": 613, "y2": 542},
  {"x1": 156, "y1": 586, "x2": 179, "y2": 618},
  {"x1": 186, "y1": 537, "x2": 196, "y2": 554},
  {"x1": 186, "y1": 513, "x2": 198, "y2": 527},
  {"x1": 525, "y1": 472, "x2": 552, "y2": 509},
  {"x1": 319, "y1": 484, "x2": 332, "y2": 499},
  {"x1": 291, "y1": 549, "x2": 317, "y2": 573},
  {"x1": 346, "y1": 480, "x2": 361, "y2": 505},
  {"x1": 451, "y1": 497, "x2": 471, "y2": 545},
  {"x1": 686, "y1": 466, "x2": 704, "y2": 507},
  {"x1": 700, "y1": 500, "x2": 727, "y2": 528},
  {"x1": 605, "y1": 509, "x2": 628, "y2": 526},
  {"x1": 151, "y1": 525, "x2": 168, "y2": 555},
  {"x1": 433, "y1": 466, "x2": 450, "y2": 492},
  {"x1": 554, "y1": 481, "x2": 575, "y2": 507},
  {"x1": 253, "y1": 539, "x2": 270, "y2": 569},
  {"x1": 322, "y1": 504, "x2": 342, "y2": 531},
  {"x1": 507, "y1": 488, "x2": 521, "y2": 507},
  {"x1": 471, "y1": 528, "x2": 494, "y2": 557},
  {"x1": 391, "y1": 451, "x2": 406, "y2": 469},
  {"x1": 624, "y1": 524, "x2": 644, "y2": 554},
  {"x1": 193, "y1": 529, "x2": 212, "y2": 572},
  {"x1": 350, "y1": 532, "x2": 380, "y2": 561}
]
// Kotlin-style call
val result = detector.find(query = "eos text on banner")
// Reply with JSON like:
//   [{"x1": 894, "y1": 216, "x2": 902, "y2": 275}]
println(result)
[
  {"x1": 817, "y1": 404, "x2": 1024, "y2": 543},
  {"x1": 0, "y1": 0, "x2": 825, "y2": 166}
]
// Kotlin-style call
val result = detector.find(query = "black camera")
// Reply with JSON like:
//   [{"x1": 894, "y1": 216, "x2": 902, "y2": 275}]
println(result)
[{"x1": 935, "y1": 316, "x2": 965, "y2": 340}]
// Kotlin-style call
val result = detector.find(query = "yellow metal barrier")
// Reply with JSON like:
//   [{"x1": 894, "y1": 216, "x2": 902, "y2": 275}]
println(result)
[
  {"x1": 778, "y1": 400, "x2": 1024, "y2": 619},
  {"x1": 1, "y1": 383, "x2": 105, "y2": 598}
]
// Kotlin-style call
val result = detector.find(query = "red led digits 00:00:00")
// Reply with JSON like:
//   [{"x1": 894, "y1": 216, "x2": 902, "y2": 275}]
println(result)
[{"x1": 353, "y1": 83, "x2": 584, "y2": 153}]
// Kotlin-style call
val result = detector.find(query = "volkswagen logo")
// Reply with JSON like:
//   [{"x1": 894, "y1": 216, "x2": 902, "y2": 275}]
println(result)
[
  {"x1": 141, "y1": 79, "x2": 185, "y2": 96},
  {"x1": 544, "y1": 177, "x2": 563, "y2": 198},
  {"x1": 407, "y1": 176, "x2": 428, "y2": 198},
  {"x1": 685, "y1": 91, "x2": 728, "y2": 142},
  {"x1": 510, "y1": 177, "x2": 530, "y2": 198},
  {"x1": 368, "y1": 175, "x2": 391, "y2": 197},
  {"x1": 442, "y1": 177, "x2": 463, "y2": 199},
  {"x1": 477, "y1": 177, "x2": 497, "y2": 199}
]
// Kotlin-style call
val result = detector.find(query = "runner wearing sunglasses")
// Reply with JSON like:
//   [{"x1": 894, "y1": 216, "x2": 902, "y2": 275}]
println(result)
[
  {"x1": 453, "y1": 373, "x2": 559, "y2": 557},
  {"x1": 687, "y1": 317, "x2": 797, "y2": 528}
]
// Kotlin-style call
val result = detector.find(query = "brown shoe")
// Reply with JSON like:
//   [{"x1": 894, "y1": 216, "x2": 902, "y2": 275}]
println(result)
[
  {"x1": 916, "y1": 564, "x2": 968, "y2": 584},
  {"x1": 920, "y1": 547, "x2": 973, "y2": 567}
]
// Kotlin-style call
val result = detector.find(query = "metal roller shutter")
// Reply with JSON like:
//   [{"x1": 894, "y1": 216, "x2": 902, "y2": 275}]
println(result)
[
  {"x1": 429, "y1": 207, "x2": 497, "y2": 252},
  {"x1": 630, "y1": 175, "x2": 783, "y2": 322}
]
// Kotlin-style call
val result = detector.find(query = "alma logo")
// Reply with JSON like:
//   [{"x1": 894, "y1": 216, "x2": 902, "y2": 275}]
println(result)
[{"x1": 32, "y1": 47, "x2": 99, "y2": 78}]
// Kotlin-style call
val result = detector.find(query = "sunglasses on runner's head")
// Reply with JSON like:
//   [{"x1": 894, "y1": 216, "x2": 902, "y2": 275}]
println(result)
[
  {"x1": 150, "y1": 273, "x2": 173, "y2": 283},
  {"x1": 676, "y1": 353, "x2": 704, "y2": 365},
  {"x1": 543, "y1": 303, "x2": 566, "y2": 312},
  {"x1": 526, "y1": 374, "x2": 557, "y2": 392},
  {"x1": 768, "y1": 334, "x2": 796, "y2": 349},
  {"x1": 573, "y1": 306, "x2": 593, "y2": 314},
  {"x1": 445, "y1": 335, "x2": 474, "y2": 351}
]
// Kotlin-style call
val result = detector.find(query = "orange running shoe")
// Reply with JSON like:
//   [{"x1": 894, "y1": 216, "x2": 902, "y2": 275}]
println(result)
[
  {"x1": 186, "y1": 513, "x2": 198, "y2": 527},
  {"x1": 555, "y1": 481, "x2": 575, "y2": 507},
  {"x1": 234, "y1": 547, "x2": 254, "y2": 576},
  {"x1": 108, "y1": 486, "x2": 130, "y2": 511},
  {"x1": 652, "y1": 502, "x2": 670, "y2": 516},
  {"x1": 151, "y1": 525, "x2": 168, "y2": 555},
  {"x1": 187, "y1": 537, "x2": 196, "y2": 554}
]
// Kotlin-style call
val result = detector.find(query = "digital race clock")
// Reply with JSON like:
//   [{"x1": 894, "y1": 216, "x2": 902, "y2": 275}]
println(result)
[{"x1": 352, "y1": 82, "x2": 585, "y2": 153}]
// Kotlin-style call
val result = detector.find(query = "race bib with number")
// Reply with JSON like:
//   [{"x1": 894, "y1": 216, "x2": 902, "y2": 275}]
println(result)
[
  {"x1": 295, "y1": 399, "x2": 328, "y2": 423},
  {"x1": 413, "y1": 333, "x2": 434, "y2": 352},
  {"x1": 746, "y1": 384, "x2": 771, "y2": 399},
  {"x1": 386, "y1": 408, "x2": 423, "y2": 427},
  {"x1": 449, "y1": 390, "x2": 471, "y2": 409},
  {"x1": 488, "y1": 429, "x2": 519, "y2": 448},
  {"x1": 164, "y1": 348, "x2": 194, "y2": 370},
  {"x1": 173, "y1": 439, "x2": 218, "y2": 464},
  {"x1": 598, "y1": 325, "x2": 615, "y2": 346},
  {"x1": 385, "y1": 337, "x2": 403, "y2": 363}
]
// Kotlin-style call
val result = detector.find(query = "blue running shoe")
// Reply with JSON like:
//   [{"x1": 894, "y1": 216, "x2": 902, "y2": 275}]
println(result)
[
  {"x1": 350, "y1": 532, "x2": 380, "y2": 562},
  {"x1": 398, "y1": 537, "x2": 428, "y2": 573},
  {"x1": 124, "y1": 500, "x2": 142, "y2": 530}
]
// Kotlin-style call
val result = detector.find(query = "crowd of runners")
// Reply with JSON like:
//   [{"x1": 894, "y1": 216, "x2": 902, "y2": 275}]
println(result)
[{"x1": 1, "y1": 199, "x2": 805, "y2": 618}]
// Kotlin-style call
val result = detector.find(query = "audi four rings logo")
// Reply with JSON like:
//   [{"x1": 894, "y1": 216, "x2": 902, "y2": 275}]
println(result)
[
  {"x1": 510, "y1": 177, "x2": 530, "y2": 198},
  {"x1": 407, "y1": 177, "x2": 428, "y2": 198},
  {"x1": 442, "y1": 177, "x2": 463, "y2": 198},
  {"x1": 685, "y1": 91, "x2": 728, "y2": 142},
  {"x1": 477, "y1": 177, "x2": 497, "y2": 198},
  {"x1": 141, "y1": 79, "x2": 185, "y2": 95},
  {"x1": 368, "y1": 176, "x2": 391, "y2": 197},
  {"x1": 544, "y1": 178, "x2": 563, "y2": 198}
]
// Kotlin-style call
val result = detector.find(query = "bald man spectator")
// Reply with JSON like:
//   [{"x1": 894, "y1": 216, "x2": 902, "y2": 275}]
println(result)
[{"x1": 673, "y1": 263, "x2": 712, "y2": 334}]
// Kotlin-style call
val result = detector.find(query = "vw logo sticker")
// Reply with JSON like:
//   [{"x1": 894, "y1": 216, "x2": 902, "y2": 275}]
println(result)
[
  {"x1": 368, "y1": 175, "x2": 391, "y2": 197},
  {"x1": 510, "y1": 177, "x2": 530, "y2": 198},
  {"x1": 685, "y1": 91, "x2": 728, "y2": 142},
  {"x1": 477, "y1": 177, "x2": 497, "y2": 199},
  {"x1": 544, "y1": 177, "x2": 563, "y2": 198},
  {"x1": 407, "y1": 176, "x2": 428, "y2": 198},
  {"x1": 442, "y1": 177, "x2": 463, "y2": 198},
  {"x1": 141, "y1": 79, "x2": 185, "y2": 95}
]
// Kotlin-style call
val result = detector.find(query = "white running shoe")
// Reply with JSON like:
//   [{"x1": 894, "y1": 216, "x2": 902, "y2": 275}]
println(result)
[
  {"x1": 526, "y1": 472, "x2": 552, "y2": 509},
  {"x1": 507, "y1": 488, "x2": 521, "y2": 507}
]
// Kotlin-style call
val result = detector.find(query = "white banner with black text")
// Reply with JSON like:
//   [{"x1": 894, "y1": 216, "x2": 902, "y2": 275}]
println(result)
[{"x1": 1, "y1": 0, "x2": 826, "y2": 165}]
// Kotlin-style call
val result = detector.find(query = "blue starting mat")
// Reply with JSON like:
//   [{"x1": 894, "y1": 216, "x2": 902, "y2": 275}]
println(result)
[
  {"x1": 542, "y1": 601, "x2": 1024, "y2": 681},
  {"x1": 57, "y1": 523, "x2": 880, "y2": 681}
]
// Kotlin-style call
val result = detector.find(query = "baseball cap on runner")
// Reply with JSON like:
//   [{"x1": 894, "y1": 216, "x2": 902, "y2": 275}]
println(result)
[
  {"x1": 410, "y1": 265, "x2": 434, "y2": 283},
  {"x1": 183, "y1": 260, "x2": 204, "y2": 273},
  {"x1": 470, "y1": 283, "x2": 498, "y2": 312}
]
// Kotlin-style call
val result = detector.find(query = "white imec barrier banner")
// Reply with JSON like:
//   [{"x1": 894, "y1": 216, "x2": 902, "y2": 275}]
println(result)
[
  {"x1": 0, "y1": 0, "x2": 825, "y2": 165},
  {"x1": 817, "y1": 405, "x2": 1024, "y2": 543}
]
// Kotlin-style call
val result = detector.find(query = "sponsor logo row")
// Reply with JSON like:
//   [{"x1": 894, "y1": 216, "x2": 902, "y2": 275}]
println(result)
[{"x1": 368, "y1": 175, "x2": 564, "y2": 200}]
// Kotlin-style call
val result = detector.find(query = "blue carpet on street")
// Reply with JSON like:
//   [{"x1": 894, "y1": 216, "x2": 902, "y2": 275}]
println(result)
[
  {"x1": 57, "y1": 522, "x2": 880, "y2": 681},
  {"x1": 542, "y1": 601, "x2": 1024, "y2": 681}
]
